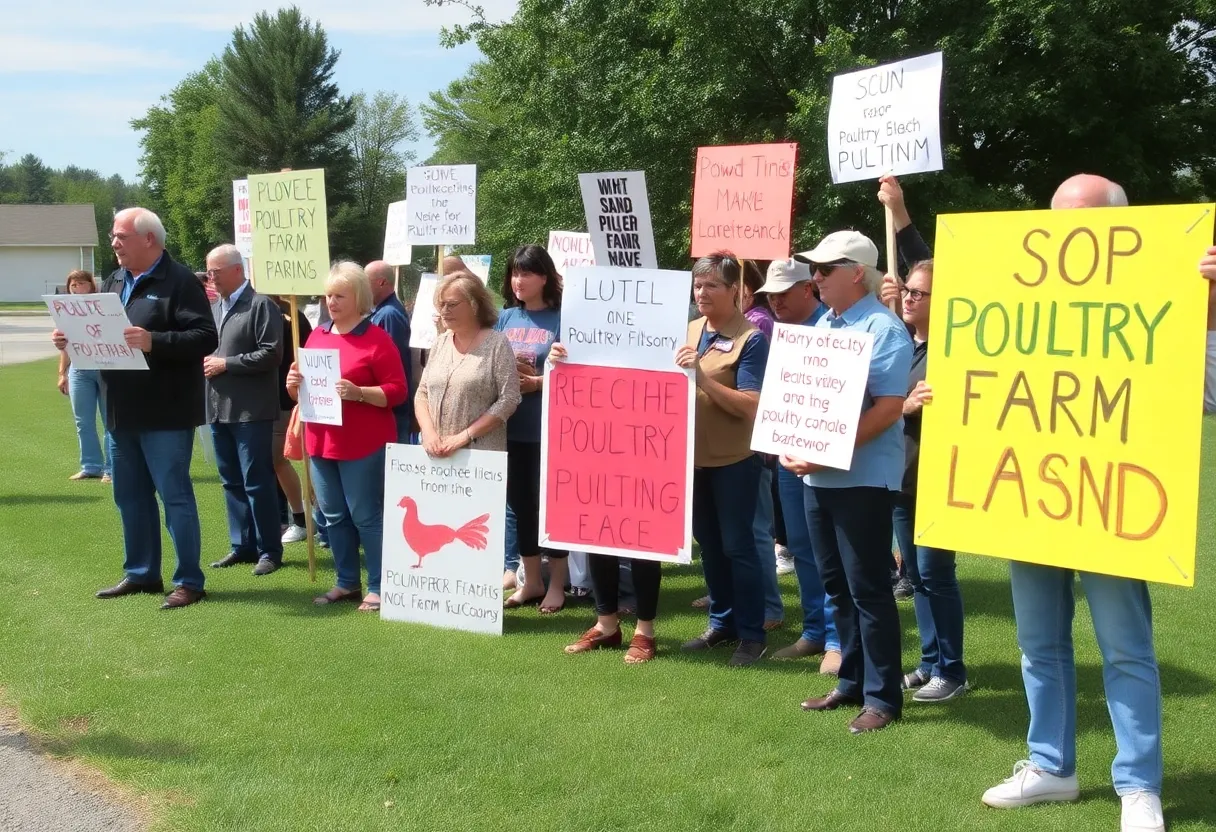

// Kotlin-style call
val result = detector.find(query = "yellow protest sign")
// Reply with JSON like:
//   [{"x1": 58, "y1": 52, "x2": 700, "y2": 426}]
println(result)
[
  {"x1": 916, "y1": 204, "x2": 1214, "y2": 587},
  {"x1": 247, "y1": 169, "x2": 330, "y2": 295}
]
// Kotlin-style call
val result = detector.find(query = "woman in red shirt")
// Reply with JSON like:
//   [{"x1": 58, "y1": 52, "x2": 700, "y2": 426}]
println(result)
[{"x1": 286, "y1": 261, "x2": 407, "y2": 611}]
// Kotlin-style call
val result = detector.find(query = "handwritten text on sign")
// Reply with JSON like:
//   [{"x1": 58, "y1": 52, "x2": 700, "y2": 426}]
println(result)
[
  {"x1": 547, "y1": 230, "x2": 596, "y2": 272},
  {"x1": 406, "y1": 165, "x2": 476, "y2": 245},
  {"x1": 247, "y1": 169, "x2": 330, "y2": 295},
  {"x1": 43, "y1": 293, "x2": 147, "y2": 370},
  {"x1": 691, "y1": 143, "x2": 797, "y2": 260},
  {"x1": 916, "y1": 204, "x2": 1215, "y2": 587},
  {"x1": 578, "y1": 172, "x2": 658, "y2": 269},
  {"x1": 559, "y1": 266, "x2": 693, "y2": 372},
  {"x1": 541, "y1": 363, "x2": 693, "y2": 563},
  {"x1": 826, "y1": 52, "x2": 944, "y2": 184},
  {"x1": 297, "y1": 348, "x2": 342, "y2": 425},
  {"x1": 232, "y1": 179, "x2": 252, "y2": 260},
  {"x1": 751, "y1": 323, "x2": 873, "y2": 470},
  {"x1": 381, "y1": 444, "x2": 505, "y2": 635}
]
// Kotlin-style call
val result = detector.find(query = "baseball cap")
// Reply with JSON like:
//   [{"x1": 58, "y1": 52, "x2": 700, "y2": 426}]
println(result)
[
  {"x1": 756, "y1": 258, "x2": 813, "y2": 294},
  {"x1": 794, "y1": 230, "x2": 884, "y2": 286}
]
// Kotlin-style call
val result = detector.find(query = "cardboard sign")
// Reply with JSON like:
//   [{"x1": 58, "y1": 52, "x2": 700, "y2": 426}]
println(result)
[
  {"x1": 297, "y1": 348, "x2": 342, "y2": 425},
  {"x1": 916, "y1": 204, "x2": 1215, "y2": 587},
  {"x1": 578, "y1": 172, "x2": 658, "y2": 269},
  {"x1": 406, "y1": 165, "x2": 477, "y2": 245},
  {"x1": 463, "y1": 255, "x2": 492, "y2": 283},
  {"x1": 247, "y1": 168, "x2": 330, "y2": 295},
  {"x1": 558, "y1": 266, "x2": 692, "y2": 372},
  {"x1": 547, "y1": 230, "x2": 596, "y2": 272},
  {"x1": 540, "y1": 363, "x2": 693, "y2": 563},
  {"x1": 690, "y1": 143, "x2": 797, "y2": 260},
  {"x1": 827, "y1": 52, "x2": 944, "y2": 184},
  {"x1": 381, "y1": 444, "x2": 506, "y2": 635},
  {"x1": 44, "y1": 293, "x2": 147, "y2": 370},
  {"x1": 232, "y1": 179, "x2": 253, "y2": 261},
  {"x1": 383, "y1": 200, "x2": 412, "y2": 266},
  {"x1": 751, "y1": 323, "x2": 873, "y2": 469}
]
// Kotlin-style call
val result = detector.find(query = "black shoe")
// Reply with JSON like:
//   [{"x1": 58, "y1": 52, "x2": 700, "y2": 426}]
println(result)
[
  {"x1": 681, "y1": 629, "x2": 737, "y2": 651},
  {"x1": 893, "y1": 577, "x2": 914, "y2": 601},
  {"x1": 252, "y1": 559, "x2": 279, "y2": 576},
  {"x1": 96, "y1": 578, "x2": 165, "y2": 598},
  {"x1": 729, "y1": 640, "x2": 768, "y2": 667},
  {"x1": 210, "y1": 552, "x2": 258, "y2": 569}
]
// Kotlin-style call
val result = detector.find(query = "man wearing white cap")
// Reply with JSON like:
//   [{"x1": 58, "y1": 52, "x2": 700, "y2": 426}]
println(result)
[
  {"x1": 782, "y1": 230, "x2": 912, "y2": 734},
  {"x1": 757, "y1": 259, "x2": 841, "y2": 673}
]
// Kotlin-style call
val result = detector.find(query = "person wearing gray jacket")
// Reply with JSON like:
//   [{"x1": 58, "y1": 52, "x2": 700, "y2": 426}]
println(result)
[{"x1": 202, "y1": 244, "x2": 285, "y2": 575}]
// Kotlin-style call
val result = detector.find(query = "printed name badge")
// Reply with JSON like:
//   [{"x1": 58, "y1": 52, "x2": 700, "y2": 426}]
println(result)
[{"x1": 712, "y1": 338, "x2": 734, "y2": 353}]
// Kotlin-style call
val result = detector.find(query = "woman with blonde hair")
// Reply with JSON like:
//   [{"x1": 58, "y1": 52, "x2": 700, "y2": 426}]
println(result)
[
  {"x1": 56, "y1": 269, "x2": 113, "y2": 482},
  {"x1": 286, "y1": 261, "x2": 407, "y2": 611}
]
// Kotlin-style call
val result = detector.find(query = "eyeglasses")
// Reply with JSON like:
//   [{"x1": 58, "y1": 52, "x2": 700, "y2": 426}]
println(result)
[
  {"x1": 108, "y1": 232, "x2": 131, "y2": 243},
  {"x1": 901, "y1": 287, "x2": 932, "y2": 302},
  {"x1": 204, "y1": 266, "x2": 232, "y2": 277},
  {"x1": 437, "y1": 299, "x2": 466, "y2": 312},
  {"x1": 814, "y1": 260, "x2": 855, "y2": 277}
]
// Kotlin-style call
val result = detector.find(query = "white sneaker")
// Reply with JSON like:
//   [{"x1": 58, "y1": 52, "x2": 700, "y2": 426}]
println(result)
[
  {"x1": 775, "y1": 547, "x2": 796, "y2": 576},
  {"x1": 1120, "y1": 791, "x2": 1164, "y2": 832},
  {"x1": 981, "y1": 761, "x2": 1080, "y2": 808},
  {"x1": 281, "y1": 524, "x2": 307, "y2": 544}
]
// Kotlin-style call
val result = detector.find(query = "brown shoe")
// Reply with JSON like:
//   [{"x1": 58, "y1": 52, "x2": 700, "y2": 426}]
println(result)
[
  {"x1": 772, "y1": 637, "x2": 826, "y2": 660},
  {"x1": 849, "y1": 707, "x2": 898, "y2": 734},
  {"x1": 801, "y1": 689, "x2": 862, "y2": 712},
  {"x1": 624, "y1": 633, "x2": 656, "y2": 664},
  {"x1": 819, "y1": 649, "x2": 842, "y2": 675},
  {"x1": 564, "y1": 627, "x2": 622, "y2": 654},
  {"x1": 161, "y1": 586, "x2": 206, "y2": 609}
]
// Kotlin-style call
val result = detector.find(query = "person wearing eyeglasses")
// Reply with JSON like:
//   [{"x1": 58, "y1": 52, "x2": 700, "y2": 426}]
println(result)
[{"x1": 783, "y1": 231, "x2": 913, "y2": 734}]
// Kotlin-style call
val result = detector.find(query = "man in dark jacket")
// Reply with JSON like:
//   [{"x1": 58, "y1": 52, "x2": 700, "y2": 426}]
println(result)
[
  {"x1": 203, "y1": 244, "x2": 284, "y2": 576},
  {"x1": 54, "y1": 207, "x2": 218, "y2": 609}
]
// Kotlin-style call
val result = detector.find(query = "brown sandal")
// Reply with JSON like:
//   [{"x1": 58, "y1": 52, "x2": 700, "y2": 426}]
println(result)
[
  {"x1": 313, "y1": 586, "x2": 361, "y2": 606},
  {"x1": 624, "y1": 633, "x2": 657, "y2": 664},
  {"x1": 564, "y1": 627, "x2": 622, "y2": 654}
]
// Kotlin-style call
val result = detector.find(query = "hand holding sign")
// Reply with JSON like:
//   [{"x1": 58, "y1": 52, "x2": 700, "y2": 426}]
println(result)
[{"x1": 44, "y1": 293, "x2": 147, "y2": 370}]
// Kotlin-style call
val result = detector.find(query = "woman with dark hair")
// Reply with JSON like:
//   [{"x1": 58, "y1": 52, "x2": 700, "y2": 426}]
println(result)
[
  {"x1": 56, "y1": 269, "x2": 113, "y2": 482},
  {"x1": 496, "y1": 245, "x2": 568, "y2": 613}
]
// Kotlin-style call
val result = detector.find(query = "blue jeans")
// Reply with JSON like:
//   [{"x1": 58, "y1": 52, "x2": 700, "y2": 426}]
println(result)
[
  {"x1": 310, "y1": 450, "x2": 386, "y2": 594},
  {"x1": 211, "y1": 420, "x2": 283, "y2": 564},
  {"x1": 68, "y1": 367, "x2": 111, "y2": 476},
  {"x1": 110, "y1": 428, "x2": 204, "y2": 591},
  {"x1": 504, "y1": 503, "x2": 521, "y2": 573},
  {"x1": 1009, "y1": 562, "x2": 1162, "y2": 795},
  {"x1": 805, "y1": 486, "x2": 902, "y2": 715},
  {"x1": 777, "y1": 468, "x2": 838, "y2": 649},
  {"x1": 692, "y1": 454, "x2": 766, "y2": 643},
  {"x1": 892, "y1": 491, "x2": 966, "y2": 683},
  {"x1": 753, "y1": 465, "x2": 783, "y2": 621}
]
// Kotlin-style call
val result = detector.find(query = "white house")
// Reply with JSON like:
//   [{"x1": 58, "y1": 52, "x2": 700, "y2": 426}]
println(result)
[{"x1": 0, "y1": 204, "x2": 99, "y2": 301}]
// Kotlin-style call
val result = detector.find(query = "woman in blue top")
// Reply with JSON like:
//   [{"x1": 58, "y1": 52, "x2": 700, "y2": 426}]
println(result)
[{"x1": 496, "y1": 245, "x2": 566, "y2": 613}]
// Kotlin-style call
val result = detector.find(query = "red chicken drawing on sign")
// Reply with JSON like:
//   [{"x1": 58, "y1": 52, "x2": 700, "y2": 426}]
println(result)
[{"x1": 396, "y1": 496, "x2": 490, "y2": 569}]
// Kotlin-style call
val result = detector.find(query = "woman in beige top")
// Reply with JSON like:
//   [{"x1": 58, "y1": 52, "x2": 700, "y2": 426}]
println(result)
[{"x1": 416, "y1": 273, "x2": 521, "y2": 456}]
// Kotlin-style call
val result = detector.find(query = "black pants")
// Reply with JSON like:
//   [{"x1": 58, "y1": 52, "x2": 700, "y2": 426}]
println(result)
[
  {"x1": 506, "y1": 440, "x2": 566, "y2": 559},
  {"x1": 768, "y1": 456, "x2": 785, "y2": 546},
  {"x1": 588, "y1": 555, "x2": 661, "y2": 621}
]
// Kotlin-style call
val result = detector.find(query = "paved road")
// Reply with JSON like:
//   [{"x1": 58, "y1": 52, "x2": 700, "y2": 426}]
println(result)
[{"x1": 0, "y1": 315, "x2": 58, "y2": 367}]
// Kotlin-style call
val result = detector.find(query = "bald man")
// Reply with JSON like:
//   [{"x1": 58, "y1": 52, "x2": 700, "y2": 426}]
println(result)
[
  {"x1": 981, "y1": 174, "x2": 1216, "y2": 832},
  {"x1": 441, "y1": 254, "x2": 467, "y2": 276},
  {"x1": 365, "y1": 260, "x2": 413, "y2": 442}
]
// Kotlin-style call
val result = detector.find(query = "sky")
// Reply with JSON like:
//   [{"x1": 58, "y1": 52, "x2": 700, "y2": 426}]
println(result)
[{"x1": 0, "y1": 0, "x2": 520, "y2": 182}]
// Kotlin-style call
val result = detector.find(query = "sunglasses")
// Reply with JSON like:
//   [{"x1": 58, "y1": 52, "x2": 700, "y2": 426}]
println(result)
[{"x1": 814, "y1": 260, "x2": 856, "y2": 277}]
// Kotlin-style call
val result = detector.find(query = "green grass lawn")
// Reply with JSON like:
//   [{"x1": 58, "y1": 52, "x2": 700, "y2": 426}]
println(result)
[{"x1": 1, "y1": 356, "x2": 1214, "y2": 832}]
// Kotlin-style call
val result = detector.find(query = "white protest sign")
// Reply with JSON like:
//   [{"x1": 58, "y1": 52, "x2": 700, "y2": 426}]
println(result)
[
  {"x1": 751, "y1": 323, "x2": 874, "y2": 470},
  {"x1": 578, "y1": 172, "x2": 658, "y2": 269},
  {"x1": 547, "y1": 230, "x2": 596, "y2": 272},
  {"x1": 381, "y1": 443, "x2": 506, "y2": 635},
  {"x1": 406, "y1": 165, "x2": 477, "y2": 245},
  {"x1": 382, "y1": 200, "x2": 412, "y2": 266},
  {"x1": 826, "y1": 52, "x2": 944, "y2": 184},
  {"x1": 233, "y1": 179, "x2": 253, "y2": 260},
  {"x1": 44, "y1": 293, "x2": 147, "y2": 370},
  {"x1": 408, "y1": 274, "x2": 439, "y2": 350},
  {"x1": 297, "y1": 348, "x2": 342, "y2": 425},
  {"x1": 463, "y1": 255, "x2": 492, "y2": 283},
  {"x1": 559, "y1": 266, "x2": 691, "y2": 373}
]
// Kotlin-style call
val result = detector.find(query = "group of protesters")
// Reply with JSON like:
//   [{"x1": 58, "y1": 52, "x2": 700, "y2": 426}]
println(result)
[{"x1": 51, "y1": 172, "x2": 1216, "y2": 832}]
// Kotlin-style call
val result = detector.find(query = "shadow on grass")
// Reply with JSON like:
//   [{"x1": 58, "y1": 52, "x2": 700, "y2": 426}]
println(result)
[
  {"x1": 0, "y1": 494, "x2": 104, "y2": 506},
  {"x1": 43, "y1": 732, "x2": 195, "y2": 763},
  {"x1": 1162, "y1": 768, "x2": 1216, "y2": 825}
]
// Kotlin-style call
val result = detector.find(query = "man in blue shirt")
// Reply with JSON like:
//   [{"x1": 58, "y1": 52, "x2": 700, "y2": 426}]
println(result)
[
  {"x1": 783, "y1": 230, "x2": 912, "y2": 734},
  {"x1": 365, "y1": 260, "x2": 413, "y2": 443}
]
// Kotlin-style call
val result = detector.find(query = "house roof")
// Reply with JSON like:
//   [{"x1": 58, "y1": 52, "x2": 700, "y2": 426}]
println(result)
[{"x1": 0, "y1": 204, "x2": 98, "y2": 247}]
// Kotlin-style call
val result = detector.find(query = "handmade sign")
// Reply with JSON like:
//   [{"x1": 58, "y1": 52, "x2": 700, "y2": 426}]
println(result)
[
  {"x1": 690, "y1": 143, "x2": 798, "y2": 260},
  {"x1": 406, "y1": 165, "x2": 476, "y2": 245},
  {"x1": 558, "y1": 266, "x2": 692, "y2": 372},
  {"x1": 296, "y1": 348, "x2": 342, "y2": 425},
  {"x1": 409, "y1": 273, "x2": 439, "y2": 350},
  {"x1": 916, "y1": 203, "x2": 1215, "y2": 587},
  {"x1": 247, "y1": 168, "x2": 330, "y2": 295},
  {"x1": 44, "y1": 293, "x2": 147, "y2": 370},
  {"x1": 382, "y1": 200, "x2": 412, "y2": 266},
  {"x1": 232, "y1": 178, "x2": 253, "y2": 261},
  {"x1": 381, "y1": 444, "x2": 506, "y2": 635},
  {"x1": 463, "y1": 255, "x2": 492, "y2": 283},
  {"x1": 751, "y1": 323, "x2": 873, "y2": 470},
  {"x1": 547, "y1": 230, "x2": 596, "y2": 272},
  {"x1": 826, "y1": 52, "x2": 944, "y2": 184},
  {"x1": 578, "y1": 172, "x2": 658, "y2": 269}
]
